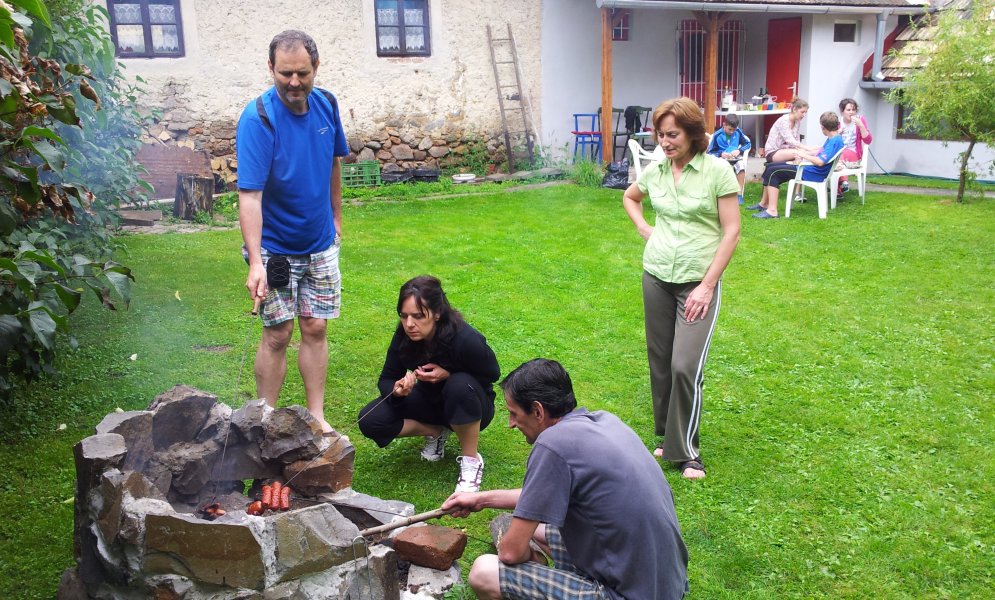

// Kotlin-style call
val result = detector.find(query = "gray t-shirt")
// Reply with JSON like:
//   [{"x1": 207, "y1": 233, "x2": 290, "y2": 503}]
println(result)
[{"x1": 514, "y1": 408, "x2": 688, "y2": 600}]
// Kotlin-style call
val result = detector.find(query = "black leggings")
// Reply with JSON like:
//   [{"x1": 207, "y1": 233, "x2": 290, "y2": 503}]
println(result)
[
  {"x1": 357, "y1": 372, "x2": 495, "y2": 448},
  {"x1": 761, "y1": 162, "x2": 800, "y2": 188}
]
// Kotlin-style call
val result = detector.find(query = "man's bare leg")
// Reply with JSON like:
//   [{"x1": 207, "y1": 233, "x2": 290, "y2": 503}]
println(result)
[
  {"x1": 298, "y1": 316, "x2": 331, "y2": 432},
  {"x1": 255, "y1": 320, "x2": 294, "y2": 407},
  {"x1": 468, "y1": 554, "x2": 502, "y2": 600}
]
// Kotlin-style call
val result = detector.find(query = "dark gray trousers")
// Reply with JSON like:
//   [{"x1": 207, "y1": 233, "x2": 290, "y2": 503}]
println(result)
[{"x1": 642, "y1": 271, "x2": 722, "y2": 463}]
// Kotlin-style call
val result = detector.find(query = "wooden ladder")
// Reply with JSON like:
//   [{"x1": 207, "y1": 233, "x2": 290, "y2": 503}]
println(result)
[{"x1": 487, "y1": 23, "x2": 536, "y2": 173}]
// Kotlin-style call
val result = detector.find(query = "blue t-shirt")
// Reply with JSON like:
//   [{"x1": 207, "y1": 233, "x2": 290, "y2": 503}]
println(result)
[
  {"x1": 803, "y1": 135, "x2": 844, "y2": 182},
  {"x1": 236, "y1": 87, "x2": 349, "y2": 255}
]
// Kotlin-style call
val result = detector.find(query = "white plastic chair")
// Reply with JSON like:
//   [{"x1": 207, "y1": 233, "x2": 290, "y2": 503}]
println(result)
[
  {"x1": 829, "y1": 152, "x2": 868, "y2": 207},
  {"x1": 785, "y1": 148, "x2": 845, "y2": 219},
  {"x1": 628, "y1": 138, "x2": 664, "y2": 180}
]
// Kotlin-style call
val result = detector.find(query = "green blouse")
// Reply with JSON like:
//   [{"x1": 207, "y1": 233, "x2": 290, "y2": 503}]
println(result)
[{"x1": 636, "y1": 152, "x2": 740, "y2": 284}]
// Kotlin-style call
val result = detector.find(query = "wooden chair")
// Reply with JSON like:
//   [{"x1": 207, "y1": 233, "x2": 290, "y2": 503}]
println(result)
[
  {"x1": 571, "y1": 113, "x2": 602, "y2": 163},
  {"x1": 785, "y1": 148, "x2": 845, "y2": 219}
]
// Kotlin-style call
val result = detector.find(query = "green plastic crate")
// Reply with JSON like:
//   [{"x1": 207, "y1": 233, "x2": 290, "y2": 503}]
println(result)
[{"x1": 341, "y1": 160, "x2": 382, "y2": 188}]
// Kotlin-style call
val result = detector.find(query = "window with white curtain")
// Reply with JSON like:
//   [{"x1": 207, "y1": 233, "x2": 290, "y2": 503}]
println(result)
[
  {"x1": 375, "y1": 0, "x2": 431, "y2": 57},
  {"x1": 107, "y1": 0, "x2": 184, "y2": 58}
]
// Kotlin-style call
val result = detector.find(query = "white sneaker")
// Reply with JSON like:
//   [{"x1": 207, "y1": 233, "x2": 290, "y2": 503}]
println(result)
[
  {"x1": 420, "y1": 427, "x2": 451, "y2": 462},
  {"x1": 455, "y1": 453, "x2": 484, "y2": 493}
]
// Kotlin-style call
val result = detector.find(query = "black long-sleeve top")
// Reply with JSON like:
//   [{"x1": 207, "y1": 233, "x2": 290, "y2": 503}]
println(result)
[{"x1": 376, "y1": 323, "x2": 501, "y2": 400}]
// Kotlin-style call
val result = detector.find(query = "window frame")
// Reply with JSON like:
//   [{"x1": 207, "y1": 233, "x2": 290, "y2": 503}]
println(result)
[
  {"x1": 107, "y1": 0, "x2": 185, "y2": 58},
  {"x1": 375, "y1": 0, "x2": 432, "y2": 58},
  {"x1": 833, "y1": 21, "x2": 859, "y2": 43},
  {"x1": 611, "y1": 9, "x2": 631, "y2": 42}
]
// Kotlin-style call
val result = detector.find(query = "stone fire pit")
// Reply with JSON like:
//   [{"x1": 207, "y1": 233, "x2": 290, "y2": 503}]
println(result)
[{"x1": 58, "y1": 386, "x2": 462, "y2": 599}]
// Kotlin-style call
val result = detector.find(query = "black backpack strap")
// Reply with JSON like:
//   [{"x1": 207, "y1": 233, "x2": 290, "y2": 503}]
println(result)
[{"x1": 256, "y1": 95, "x2": 272, "y2": 132}]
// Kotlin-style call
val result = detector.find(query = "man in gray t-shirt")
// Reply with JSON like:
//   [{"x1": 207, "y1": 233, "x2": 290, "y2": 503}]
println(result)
[{"x1": 443, "y1": 359, "x2": 688, "y2": 600}]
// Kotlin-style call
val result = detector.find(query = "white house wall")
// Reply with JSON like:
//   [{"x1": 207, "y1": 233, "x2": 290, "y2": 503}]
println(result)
[{"x1": 96, "y1": 0, "x2": 543, "y2": 171}]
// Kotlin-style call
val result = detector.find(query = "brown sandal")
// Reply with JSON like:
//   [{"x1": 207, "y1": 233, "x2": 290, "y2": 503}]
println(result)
[{"x1": 678, "y1": 459, "x2": 706, "y2": 479}]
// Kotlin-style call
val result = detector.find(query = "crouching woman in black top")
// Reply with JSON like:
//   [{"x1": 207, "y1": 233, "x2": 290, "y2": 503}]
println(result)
[{"x1": 358, "y1": 275, "x2": 499, "y2": 493}]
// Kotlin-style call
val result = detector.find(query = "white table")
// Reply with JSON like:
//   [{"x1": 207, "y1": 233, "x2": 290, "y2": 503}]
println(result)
[{"x1": 716, "y1": 108, "x2": 791, "y2": 157}]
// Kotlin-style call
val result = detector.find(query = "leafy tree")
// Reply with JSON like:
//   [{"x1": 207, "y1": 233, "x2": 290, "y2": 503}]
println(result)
[
  {"x1": 1, "y1": 0, "x2": 151, "y2": 396},
  {"x1": 888, "y1": 0, "x2": 995, "y2": 201}
]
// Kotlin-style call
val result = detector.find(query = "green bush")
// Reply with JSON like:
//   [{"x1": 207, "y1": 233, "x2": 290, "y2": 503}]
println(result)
[{"x1": 1, "y1": 0, "x2": 149, "y2": 395}]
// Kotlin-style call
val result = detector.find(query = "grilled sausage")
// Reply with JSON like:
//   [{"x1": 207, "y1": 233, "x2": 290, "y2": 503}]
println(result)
[
  {"x1": 280, "y1": 485, "x2": 291, "y2": 511},
  {"x1": 261, "y1": 485, "x2": 272, "y2": 510},
  {"x1": 271, "y1": 481, "x2": 282, "y2": 511},
  {"x1": 246, "y1": 501, "x2": 264, "y2": 516}
]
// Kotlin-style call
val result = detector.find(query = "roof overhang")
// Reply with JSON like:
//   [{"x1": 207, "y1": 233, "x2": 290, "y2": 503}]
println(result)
[{"x1": 596, "y1": 0, "x2": 928, "y2": 15}]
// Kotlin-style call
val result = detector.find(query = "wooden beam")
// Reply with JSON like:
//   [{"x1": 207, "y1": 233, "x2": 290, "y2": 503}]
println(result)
[
  {"x1": 601, "y1": 7, "x2": 613, "y2": 163},
  {"x1": 703, "y1": 12, "x2": 720, "y2": 132}
]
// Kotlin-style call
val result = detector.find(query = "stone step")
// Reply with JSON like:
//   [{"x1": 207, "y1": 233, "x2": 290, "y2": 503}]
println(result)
[{"x1": 118, "y1": 209, "x2": 163, "y2": 226}]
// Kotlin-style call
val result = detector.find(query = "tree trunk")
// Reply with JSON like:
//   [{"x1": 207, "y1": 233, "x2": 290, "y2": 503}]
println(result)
[
  {"x1": 173, "y1": 173, "x2": 215, "y2": 220},
  {"x1": 956, "y1": 138, "x2": 976, "y2": 203}
]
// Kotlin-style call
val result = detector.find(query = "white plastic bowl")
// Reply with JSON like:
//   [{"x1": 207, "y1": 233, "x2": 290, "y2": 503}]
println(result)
[{"x1": 452, "y1": 173, "x2": 476, "y2": 183}]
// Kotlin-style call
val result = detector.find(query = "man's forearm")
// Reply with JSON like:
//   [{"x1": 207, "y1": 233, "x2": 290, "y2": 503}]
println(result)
[{"x1": 238, "y1": 189, "x2": 264, "y2": 265}]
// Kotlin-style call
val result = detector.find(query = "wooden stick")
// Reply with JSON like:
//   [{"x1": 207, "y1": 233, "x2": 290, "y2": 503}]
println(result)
[{"x1": 359, "y1": 508, "x2": 449, "y2": 537}]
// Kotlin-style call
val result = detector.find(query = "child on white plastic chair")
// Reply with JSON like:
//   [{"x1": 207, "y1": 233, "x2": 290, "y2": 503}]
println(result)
[{"x1": 749, "y1": 112, "x2": 844, "y2": 219}]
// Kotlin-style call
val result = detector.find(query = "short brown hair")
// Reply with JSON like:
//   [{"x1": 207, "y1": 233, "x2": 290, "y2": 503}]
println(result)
[
  {"x1": 819, "y1": 111, "x2": 840, "y2": 131},
  {"x1": 652, "y1": 97, "x2": 709, "y2": 156},
  {"x1": 790, "y1": 97, "x2": 809, "y2": 112}
]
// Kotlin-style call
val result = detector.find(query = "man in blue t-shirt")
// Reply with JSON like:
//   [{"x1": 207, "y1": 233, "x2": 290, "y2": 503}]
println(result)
[
  {"x1": 236, "y1": 30, "x2": 349, "y2": 432},
  {"x1": 443, "y1": 359, "x2": 689, "y2": 600}
]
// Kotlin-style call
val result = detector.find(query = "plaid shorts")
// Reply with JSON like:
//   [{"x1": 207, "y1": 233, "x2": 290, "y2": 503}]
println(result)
[
  {"x1": 244, "y1": 241, "x2": 341, "y2": 326},
  {"x1": 499, "y1": 526, "x2": 608, "y2": 600}
]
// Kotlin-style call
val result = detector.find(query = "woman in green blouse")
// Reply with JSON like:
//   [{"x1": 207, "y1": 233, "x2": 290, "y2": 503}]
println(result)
[{"x1": 622, "y1": 97, "x2": 741, "y2": 480}]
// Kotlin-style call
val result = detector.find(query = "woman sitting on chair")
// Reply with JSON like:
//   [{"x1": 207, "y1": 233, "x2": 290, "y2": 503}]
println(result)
[
  {"x1": 763, "y1": 97, "x2": 821, "y2": 164},
  {"x1": 749, "y1": 112, "x2": 844, "y2": 219}
]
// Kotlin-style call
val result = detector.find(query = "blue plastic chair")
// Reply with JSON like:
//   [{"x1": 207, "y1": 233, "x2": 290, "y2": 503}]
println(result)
[{"x1": 571, "y1": 113, "x2": 602, "y2": 163}]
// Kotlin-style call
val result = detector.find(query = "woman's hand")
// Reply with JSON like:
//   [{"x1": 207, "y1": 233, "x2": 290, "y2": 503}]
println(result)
[
  {"x1": 415, "y1": 363, "x2": 450, "y2": 384},
  {"x1": 392, "y1": 371, "x2": 417, "y2": 397},
  {"x1": 637, "y1": 223, "x2": 654, "y2": 241},
  {"x1": 684, "y1": 283, "x2": 714, "y2": 322}
]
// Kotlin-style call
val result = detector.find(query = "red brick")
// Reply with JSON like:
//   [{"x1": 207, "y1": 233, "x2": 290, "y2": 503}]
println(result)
[{"x1": 392, "y1": 525, "x2": 467, "y2": 571}]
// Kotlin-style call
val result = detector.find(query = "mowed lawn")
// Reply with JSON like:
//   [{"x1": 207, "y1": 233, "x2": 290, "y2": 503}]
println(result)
[{"x1": 1, "y1": 184, "x2": 992, "y2": 599}]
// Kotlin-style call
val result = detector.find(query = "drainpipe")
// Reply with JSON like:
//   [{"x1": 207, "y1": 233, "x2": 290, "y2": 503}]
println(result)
[{"x1": 870, "y1": 10, "x2": 891, "y2": 82}]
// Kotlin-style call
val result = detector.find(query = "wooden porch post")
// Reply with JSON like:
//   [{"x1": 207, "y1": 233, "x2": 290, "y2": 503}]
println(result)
[
  {"x1": 695, "y1": 11, "x2": 725, "y2": 132},
  {"x1": 601, "y1": 7, "x2": 613, "y2": 163}
]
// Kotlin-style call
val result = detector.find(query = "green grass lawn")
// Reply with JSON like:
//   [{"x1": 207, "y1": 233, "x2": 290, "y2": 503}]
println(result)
[{"x1": 2, "y1": 184, "x2": 993, "y2": 598}]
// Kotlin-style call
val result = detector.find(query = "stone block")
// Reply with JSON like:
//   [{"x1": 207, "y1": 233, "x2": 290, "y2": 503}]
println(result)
[
  {"x1": 357, "y1": 147, "x2": 376, "y2": 162},
  {"x1": 348, "y1": 137, "x2": 365, "y2": 153},
  {"x1": 148, "y1": 386, "x2": 218, "y2": 450},
  {"x1": 489, "y1": 512, "x2": 512, "y2": 547},
  {"x1": 144, "y1": 513, "x2": 265, "y2": 589},
  {"x1": 405, "y1": 563, "x2": 462, "y2": 599},
  {"x1": 231, "y1": 399, "x2": 270, "y2": 443},
  {"x1": 417, "y1": 136, "x2": 433, "y2": 151},
  {"x1": 428, "y1": 146, "x2": 449, "y2": 158},
  {"x1": 56, "y1": 567, "x2": 87, "y2": 600},
  {"x1": 282, "y1": 435, "x2": 354, "y2": 496},
  {"x1": 392, "y1": 525, "x2": 467, "y2": 571},
  {"x1": 272, "y1": 503, "x2": 361, "y2": 582},
  {"x1": 319, "y1": 488, "x2": 414, "y2": 531},
  {"x1": 391, "y1": 144, "x2": 414, "y2": 160},
  {"x1": 261, "y1": 406, "x2": 322, "y2": 463}
]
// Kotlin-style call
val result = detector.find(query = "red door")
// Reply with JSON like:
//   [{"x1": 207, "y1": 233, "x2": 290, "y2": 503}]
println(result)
[{"x1": 764, "y1": 17, "x2": 801, "y2": 140}]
